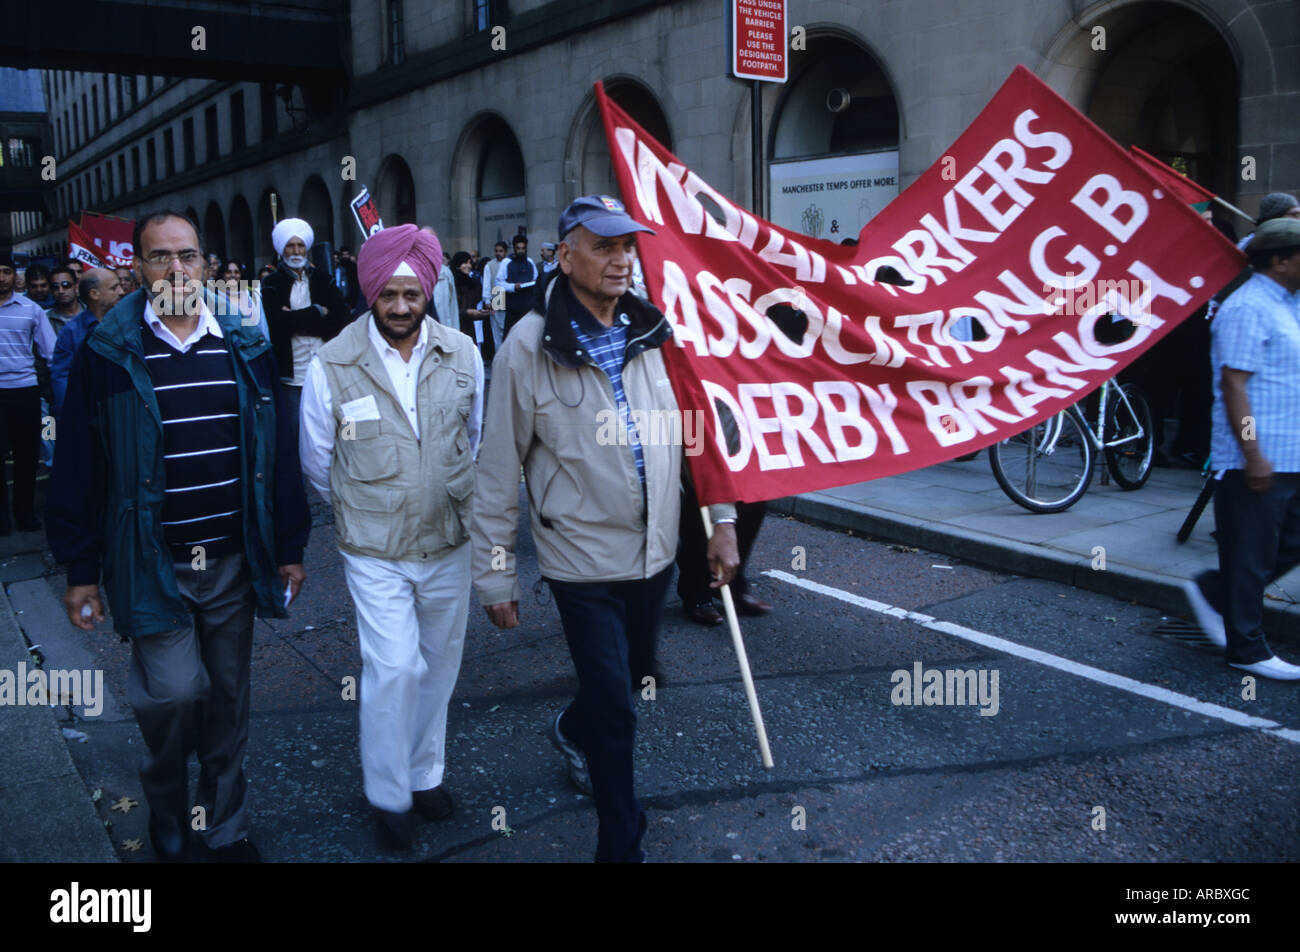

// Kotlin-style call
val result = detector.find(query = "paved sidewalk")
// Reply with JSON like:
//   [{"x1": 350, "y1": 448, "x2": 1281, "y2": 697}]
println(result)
[
  {"x1": 0, "y1": 546, "x2": 117, "y2": 863},
  {"x1": 769, "y1": 453, "x2": 1300, "y2": 644}
]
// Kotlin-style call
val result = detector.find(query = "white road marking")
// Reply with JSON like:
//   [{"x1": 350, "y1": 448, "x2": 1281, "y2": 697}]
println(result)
[{"x1": 763, "y1": 570, "x2": 1300, "y2": 746}]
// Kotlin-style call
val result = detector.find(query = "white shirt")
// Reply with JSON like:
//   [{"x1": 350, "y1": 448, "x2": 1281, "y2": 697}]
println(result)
[
  {"x1": 299, "y1": 317, "x2": 485, "y2": 502},
  {"x1": 144, "y1": 297, "x2": 223, "y2": 352},
  {"x1": 286, "y1": 267, "x2": 323, "y2": 387},
  {"x1": 481, "y1": 258, "x2": 504, "y2": 310}
]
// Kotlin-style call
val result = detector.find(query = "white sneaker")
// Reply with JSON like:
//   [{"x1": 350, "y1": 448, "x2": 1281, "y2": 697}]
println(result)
[
  {"x1": 1181, "y1": 579, "x2": 1226, "y2": 647},
  {"x1": 1229, "y1": 656, "x2": 1300, "y2": 681}
]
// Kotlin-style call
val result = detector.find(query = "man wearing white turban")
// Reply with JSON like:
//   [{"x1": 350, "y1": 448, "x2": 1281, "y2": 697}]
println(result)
[{"x1": 261, "y1": 217, "x2": 348, "y2": 449}]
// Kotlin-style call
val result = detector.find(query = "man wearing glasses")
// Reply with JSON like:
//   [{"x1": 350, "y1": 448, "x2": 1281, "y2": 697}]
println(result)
[
  {"x1": 47, "y1": 210, "x2": 310, "y2": 862},
  {"x1": 0, "y1": 253, "x2": 56, "y2": 536},
  {"x1": 44, "y1": 263, "x2": 81, "y2": 337},
  {"x1": 49, "y1": 268, "x2": 123, "y2": 418}
]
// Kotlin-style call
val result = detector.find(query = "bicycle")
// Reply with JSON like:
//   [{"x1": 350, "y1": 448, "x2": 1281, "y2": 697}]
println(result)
[{"x1": 988, "y1": 379, "x2": 1155, "y2": 513}]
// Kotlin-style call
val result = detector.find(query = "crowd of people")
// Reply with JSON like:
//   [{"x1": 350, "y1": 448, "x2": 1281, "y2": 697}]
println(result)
[{"x1": 2, "y1": 184, "x2": 1297, "y2": 867}]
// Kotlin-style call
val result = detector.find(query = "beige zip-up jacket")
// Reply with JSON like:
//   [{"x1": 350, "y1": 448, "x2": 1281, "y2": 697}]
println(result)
[{"x1": 471, "y1": 275, "x2": 734, "y2": 606}]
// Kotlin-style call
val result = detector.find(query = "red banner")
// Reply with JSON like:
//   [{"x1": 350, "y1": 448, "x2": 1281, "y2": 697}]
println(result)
[
  {"x1": 67, "y1": 221, "x2": 107, "y2": 270},
  {"x1": 1127, "y1": 147, "x2": 1216, "y2": 205},
  {"x1": 597, "y1": 66, "x2": 1244, "y2": 506},
  {"x1": 77, "y1": 212, "x2": 135, "y2": 267}
]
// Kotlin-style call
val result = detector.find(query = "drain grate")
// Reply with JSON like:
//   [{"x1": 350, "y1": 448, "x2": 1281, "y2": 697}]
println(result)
[{"x1": 1151, "y1": 617, "x2": 1220, "y2": 653}]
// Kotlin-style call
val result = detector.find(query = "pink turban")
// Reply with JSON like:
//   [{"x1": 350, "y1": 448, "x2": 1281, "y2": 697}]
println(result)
[{"x1": 356, "y1": 224, "x2": 442, "y2": 307}]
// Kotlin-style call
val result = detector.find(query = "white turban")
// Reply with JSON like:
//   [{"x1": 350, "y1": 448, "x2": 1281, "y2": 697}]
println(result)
[{"x1": 272, "y1": 218, "x2": 314, "y2": 257}]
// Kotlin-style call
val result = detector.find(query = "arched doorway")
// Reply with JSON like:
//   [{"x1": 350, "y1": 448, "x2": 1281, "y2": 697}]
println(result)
[
  {"x1": 228, "y1": 194, "x2": 254, "y2": 272},
  {"x1": 256, "y1": 186, "x2": 283, "y2": 266},
  {"x1": 375, "y1": 154, "x2": 416, "y2": 226},
  {"x1": 768, "y1": 35, "x2": 900, "y2": 242},
  {"x1": 297, "y1": 175, "x2": 334, "y2": 248},
  {"x1": 204, "y1": 201, "x2": 226, "y2": 261},
  {"x1": 571, "y1": 79, "x2": 674, "y2": 200},
  {"x1": 1081, "y1": 4, "x2": 1236, "y2": 203},
  {"x1": 448, "y1": 115, "x2": 526, "y2": 256}
]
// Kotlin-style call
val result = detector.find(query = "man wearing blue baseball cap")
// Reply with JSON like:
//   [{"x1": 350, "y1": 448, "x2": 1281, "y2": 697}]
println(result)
[{"x1": 471, "y1": 195, "x2": 740, "y2": 862}]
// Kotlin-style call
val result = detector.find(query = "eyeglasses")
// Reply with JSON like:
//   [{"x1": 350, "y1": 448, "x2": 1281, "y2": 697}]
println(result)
[
  {"x1": 53, "y1": 281, "x2": 75, "y2": 289},
  {"x1": 142, "y1": 250, "x2": 203, "y2": 267}
]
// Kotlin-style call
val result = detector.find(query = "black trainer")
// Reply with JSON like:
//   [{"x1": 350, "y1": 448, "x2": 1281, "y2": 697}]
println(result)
[{"x1": 550, "y1": 710, "x2": 592, "y2": 795}]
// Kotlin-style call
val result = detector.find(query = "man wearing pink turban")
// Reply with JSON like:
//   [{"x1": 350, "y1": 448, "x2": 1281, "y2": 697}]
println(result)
[{"x1": 298, "y1": 223, "x2": 485, "y2": 850}]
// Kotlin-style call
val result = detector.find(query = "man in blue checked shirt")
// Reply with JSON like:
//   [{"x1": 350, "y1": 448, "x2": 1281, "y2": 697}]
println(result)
[
  {"x1": 1183, "y1": 218, "x2": 1300, "y2": 680},
  {"x1": 471, "y1": 195, "x2": 740, "y2": 862}
]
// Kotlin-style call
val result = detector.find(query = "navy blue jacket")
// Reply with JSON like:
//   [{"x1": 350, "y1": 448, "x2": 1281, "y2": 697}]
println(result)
[{"x1": 46, "y1": 288, "x2": 311, "y2": 638}]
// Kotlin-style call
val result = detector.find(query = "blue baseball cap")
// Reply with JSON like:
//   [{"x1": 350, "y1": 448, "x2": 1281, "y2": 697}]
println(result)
[{"x1": 558, "y1": 195, "x2": 656, "y2": 240}]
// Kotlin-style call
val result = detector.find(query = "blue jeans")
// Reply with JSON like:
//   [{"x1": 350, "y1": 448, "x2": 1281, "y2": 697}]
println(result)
[{"x1": 547, "y1": 563, "x2": 672, "y2": 862}]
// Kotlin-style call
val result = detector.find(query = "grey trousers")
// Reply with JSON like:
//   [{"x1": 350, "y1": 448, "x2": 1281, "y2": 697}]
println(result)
[{"x1": 126, "y1": 554, "x2": 256, "y2": 848}]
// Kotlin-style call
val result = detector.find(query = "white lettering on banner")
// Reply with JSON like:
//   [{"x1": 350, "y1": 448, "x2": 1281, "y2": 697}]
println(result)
[
  {"x1": 1071, "y1": 174, "x2": 1148, "y2": 242},
  {"x1": 1030, "y1": 226, "x2": 1100, "y2": 287},
  {"x1": 702, "y1": 377, "x2": 912, "y2": 471},
  {"x1": 603, "y1": 72, "x2": 1235, "y2": 490}
]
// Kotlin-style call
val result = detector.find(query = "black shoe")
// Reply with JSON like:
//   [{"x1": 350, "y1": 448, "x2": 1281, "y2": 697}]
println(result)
[
  {"x1": 685, "y1": 601, "x2": 723, "y2": 626},
  {"x1": 374, "y1": 808, "x2": 412, "y2": 850},
  {"x1": 735, "y1": 593, "x2": 773, "y2": 616},
  {"x1": 202, "y1": 836, "x2": 261, "y2": 863},
  {"x1": 148, "y1": 814, "x2": 189, "y2": 863},
  {"x1": 14, "y1": 513, "x2": 40, "y2": 532},
  {"x1": 0, "y1": 513, "x2": 11, "y2": 536},
  {"x1": 412, "y1": 785, "x2": 454, "y2": 821}
]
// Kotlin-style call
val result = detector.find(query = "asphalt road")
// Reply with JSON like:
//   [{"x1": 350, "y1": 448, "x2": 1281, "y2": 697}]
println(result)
[{"x1": 18, "y1": 489, "x2": 1300, "y2": 862}]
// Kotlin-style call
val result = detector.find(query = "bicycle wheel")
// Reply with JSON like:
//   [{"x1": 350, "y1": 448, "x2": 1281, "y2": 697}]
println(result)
[
  {"x1": 1104, "y1": 383, "x2": 1154, "y2": 490},
  {"x1": 989, "y1": 408, "x2": 1095, "y2": 513}
]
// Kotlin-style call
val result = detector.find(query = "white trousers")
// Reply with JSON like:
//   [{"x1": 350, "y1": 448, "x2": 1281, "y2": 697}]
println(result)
[
  {"x1": 341, "y1": 544, "x2": 471, "y2": 812},
  {"x1": 490, "y1": 309, "x2": 505, "y2": 349}
]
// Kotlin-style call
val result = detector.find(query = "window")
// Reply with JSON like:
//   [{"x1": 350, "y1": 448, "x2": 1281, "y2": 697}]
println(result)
[
  {"x1": 71, "y1": 103, "x2": 79, "y2": 149},
  {"x1": 118, "y1": 75, "x2": 128, "y2": 114},
  {"x1": 81, "y1": 94, "x2": 89, "y2": 141},
  {"x1": 129, "y1": 75, "x2": 138, "y2": 107},
  {"x1": 91, "y1": 86, "x2": 99, "y2": 134},
  {"x1": 182, "y1": 117, "x2": 195, "y2": 169},
  {"x1": 146, "y1": 138, "x2": 156, "y2": 186},
  {"x1": 387, "y1": 0, "x2": 405, "y2": 66},
  {"x1": 95, "y1": 167, "x2": 103, "y2": 206},
  {"x1": 472, "y1": 0, "x2": 507, "y2": 32},
  {"x1": 117, "y1": 154, "x2": 126, "y2": 196},
  {"x1": 101, "y1": 75, "x2": 109, "y2": 121},
  {"x1": 205, "y1": 105, "x2": 218, "y2": 162},
  {"x1": 163, "y1": 128, "x2": 175, "y2": 176},
  {"x1": 230, "y1": 91, "x2": 246, "y2": 150},
  {"x1": 260, "y1": 83, "x2": 277, "y2": 141},
  {"x1": 131, "y1": 146, "x2": 140, "y2": 190}
]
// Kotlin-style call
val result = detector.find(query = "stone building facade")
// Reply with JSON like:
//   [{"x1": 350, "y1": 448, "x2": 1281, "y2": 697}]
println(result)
[{"x1": 12, "y1": 0, "x2": 1298, "y2": 263}]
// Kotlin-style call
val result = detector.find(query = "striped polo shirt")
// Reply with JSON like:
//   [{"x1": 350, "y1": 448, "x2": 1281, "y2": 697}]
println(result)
[
  {"x1": 141, "y1": 302, "x2": 243, "y2": 562},
  {"x1": 0, "y1": 293, "x2": 56, "y2": 388}
]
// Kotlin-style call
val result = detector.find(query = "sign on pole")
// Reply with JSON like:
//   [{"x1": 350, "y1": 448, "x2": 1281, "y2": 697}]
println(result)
[
  {"x1": 350, "y1": 185, "x2": 384, "y2": 239},
  {"x1": 728, "y1": 0, "x2": 787, "y2": 82}
]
